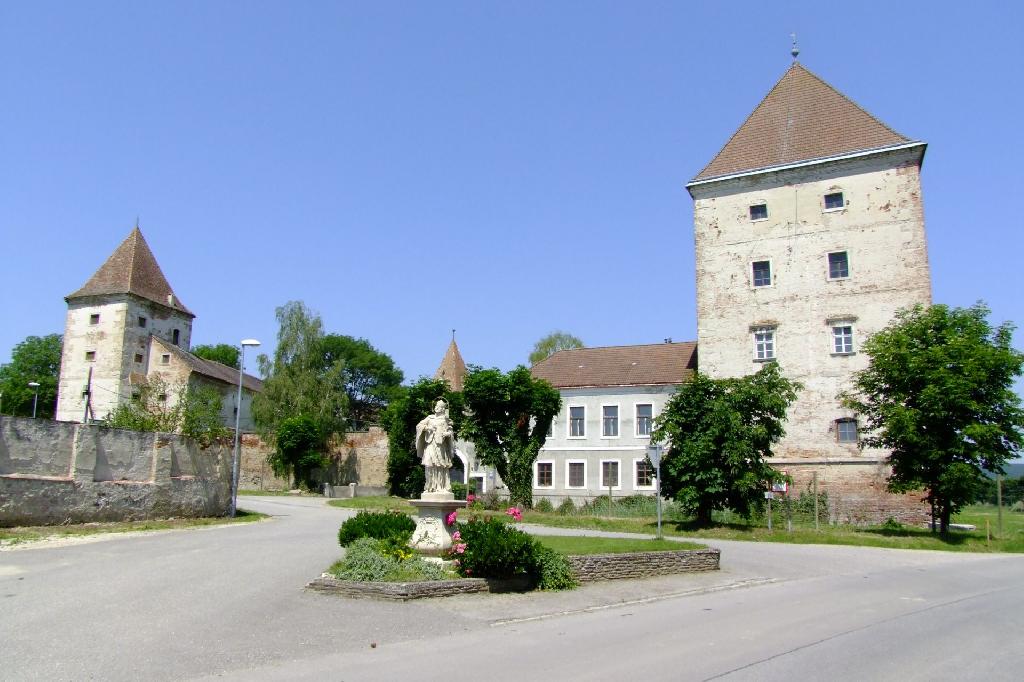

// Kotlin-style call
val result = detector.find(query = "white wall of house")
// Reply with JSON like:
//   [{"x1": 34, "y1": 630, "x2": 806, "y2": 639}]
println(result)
[{"x1": 534, "y1": 385, "x2": 677, "y2": 501}]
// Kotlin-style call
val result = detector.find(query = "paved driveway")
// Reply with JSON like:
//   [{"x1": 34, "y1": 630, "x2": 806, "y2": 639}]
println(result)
[{"x1": 2, "y1": 495, "x2": 1022, "y2": 681}]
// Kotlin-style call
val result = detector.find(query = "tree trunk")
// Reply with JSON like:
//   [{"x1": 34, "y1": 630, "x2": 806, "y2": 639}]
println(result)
[
  {"x1": 696, "y1": 505, "x2": 713, "y2": 527},
  {"x1": 940, "y1": 505, "x2": 951, "y2": 535}
]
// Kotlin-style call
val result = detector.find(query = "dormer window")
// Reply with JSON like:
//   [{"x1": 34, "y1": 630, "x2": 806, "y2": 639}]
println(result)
[
  {"x1": 749, "y1": 203, "x2": 768, "y2": 221},
  {"x1": 824, "y1": 192, "x2": 845, "y2": 211}
]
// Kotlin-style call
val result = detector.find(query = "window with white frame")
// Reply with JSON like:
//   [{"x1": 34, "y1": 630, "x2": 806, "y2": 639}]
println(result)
[
  {"x1": 600, "y1": 460, "x2": 620, "y2": 489},
  {"x1": 566, "y1": 461, "x2": 586, "y2": 488},
  {"x1": 602, "y1": 405, "x2": 619, "y2": 437},
  {"x1": 836, "y1": 418, "x2": 858, "y2": 443},
  {"x1": 569, "y1": 406, "x2": 585, "y2": 438},
  {"x1": 635, "y1": 459, "x2": 655, "y2": 488},
  {"x1": 636, "y1": 403, "x2": 653, "y2": 436},
  {"x1": 535, "y1": 461, "x2": 553, "y2": 488},
  {"x1": 753, "y1": 326, "x2": 776, "y2": 360},
  {"x1": 828, "y1": 251, "x2": 849, "y2": 279},
  {"x1": 824, "y1": 191, "x2": 845, "y2": 210},
  {"x1": 752, "y1": 260, "x2": 771, "y2": 287},
  {"x1": 832, "y1": 325, "x2": 854, "y2": 354},
  {"x1": 749, "y1": 203, "x2": 768, "y2": 221}
]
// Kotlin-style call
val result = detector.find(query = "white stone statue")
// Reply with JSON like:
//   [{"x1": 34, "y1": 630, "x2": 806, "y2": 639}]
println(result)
[{"x1": 415, "y1": 399, "x2": 455, "y2": 495}]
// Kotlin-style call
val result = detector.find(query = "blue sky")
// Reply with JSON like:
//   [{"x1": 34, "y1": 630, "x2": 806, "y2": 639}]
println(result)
[{"x1": 2, "y1": 1, "x2": 1022, "y2": 388}]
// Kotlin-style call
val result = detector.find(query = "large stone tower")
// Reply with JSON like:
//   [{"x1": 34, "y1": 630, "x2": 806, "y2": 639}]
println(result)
[
  {"x1": 686, "y1": 63, "x2": 932, "y2": 522},
  {"x1": 56, "y1": 228, "x2": 195, "y2": 422}
]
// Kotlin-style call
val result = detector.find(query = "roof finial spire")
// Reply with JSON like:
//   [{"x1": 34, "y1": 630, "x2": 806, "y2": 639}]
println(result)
[
  {"x1": 452, "y1": 328, "x2": 456, "y2": 342},
  {"x1": 790, "y1": 33, "x2": 799, "y2": 62}
]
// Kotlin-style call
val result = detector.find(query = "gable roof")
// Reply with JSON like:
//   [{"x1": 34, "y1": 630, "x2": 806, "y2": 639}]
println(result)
[
  {"x1": 435, "y1": 339, "x2": 467, "y2": 392},
  {"x1": 691, "y1": 63, "x2": 913, "y2": 183},
  {"x1": 530, "y1": 342, "x2": 697, "y2": 389},
  {"x1": 153, "y1": 337, "x2": 263, "y2": 392},
  {"x1": 67, "y1": 227, "x2": 194, "y2": 316}
]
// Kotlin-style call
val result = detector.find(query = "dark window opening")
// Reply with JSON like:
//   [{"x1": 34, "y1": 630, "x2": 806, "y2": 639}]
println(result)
[
  {"x1": 749, "y1": 203, "x2": 768, "y2": 220},
  {"x1": 824, "y1": 192, "x2": 845, "y2": 210}
]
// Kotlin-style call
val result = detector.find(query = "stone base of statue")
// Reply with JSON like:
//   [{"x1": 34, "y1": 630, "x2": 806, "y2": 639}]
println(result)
[{"x1": 409, "y1": 497, "x2": 467, "y2": 557}]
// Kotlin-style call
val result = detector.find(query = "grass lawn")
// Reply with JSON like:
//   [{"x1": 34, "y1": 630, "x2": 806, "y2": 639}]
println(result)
[
  {"x1": 534, "y1": 535, "x2": 704, "y2": 555},
  {"x1": 327, "y1": 496, "x2": 417, "y2": 513},
  {"x1": 520, "y1": 504, "x2": 1024, "y2": 554},
  {"x1": 0, "y1": 509, "x2": 267, "y2": 546}
]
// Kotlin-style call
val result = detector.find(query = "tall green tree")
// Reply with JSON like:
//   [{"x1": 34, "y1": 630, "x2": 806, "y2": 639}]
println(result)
[
  {"x1": 381, "y1": 378, "x2": 464, "y2": 498},
  {"x1": 842, "y1": 303, "x2": 1024, "y2": 533},
  {"x1": 191, "y1": 343, "x2": 240, "y2": 369},
  {"x1": 462, "y1": 365, "x2": 562, "y2": 508},
  {"x1": 269, "y1": 415, "x2": 328, "y2": 489},
  {"x1": 252, "y1": 301, "x2": 348, "y2": 446},
  {"x1": 0, "y1": 334, "x2": 62, "y2": 418},
  {"x1": 528, "y1": 331, "x2": 584, "y2": 365},
  {"x1": 653, "y1": 363, "x2": 801, "y2": 525},
  {"x1": 319, "y1": 334, "x2": 404, "y2": 428}
]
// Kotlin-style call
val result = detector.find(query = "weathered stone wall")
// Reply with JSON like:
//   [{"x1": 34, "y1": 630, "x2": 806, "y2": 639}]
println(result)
[
  {"x1": 691, "y1": 147, "x2": 932, "y2": 522},
  {"x1": 0, "y1": 415, "x2": 230, "y2": 526},
  {"x1": 237, "y1": 427, "x2": 390, "y2": 491},
  {"x1": 566, "y1": 549, "x2": 720, "y2": 582},
  {"x1": 782, "y1": 462, "x2": 928, "y2": 526}
]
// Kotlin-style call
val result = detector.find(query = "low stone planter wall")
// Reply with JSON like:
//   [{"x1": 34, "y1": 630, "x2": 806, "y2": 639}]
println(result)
[
  {"x1": 306, "y1": 574, "x2": 534, "y2": 601},
  {"x1": 565, "y1": 548, "x2": 720, "y2": 583}
]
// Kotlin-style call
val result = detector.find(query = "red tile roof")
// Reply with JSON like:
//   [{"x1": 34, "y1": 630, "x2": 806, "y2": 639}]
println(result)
[
  {"x1": 67, "y1": 227, "x2": 194, "y2": 316},
  {"x1": 531, "y1": 342, "x2": 697, "y2": 388},
  {"x1": 692, "y1": 63, "x2": 912, "y2": 183},
  {"x1": 154, "y1": 338, "x2": 263, "y2": 392},
  {"x1": 435, "y1": 339, "x2": 467, "y2": 392}
]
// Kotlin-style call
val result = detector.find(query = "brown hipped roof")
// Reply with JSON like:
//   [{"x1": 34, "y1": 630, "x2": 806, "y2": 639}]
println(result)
[
  {"x1": 154, "y1": 338, "x2": 263, "y2": 392},
  {"x1": 435, "y1": 339, "x2": 467, "y2": 392},
  {"x1": 691, "y1": 63, "x2": 912, "y2": 183},
  {"x1": 67, "y1": 227, "x2": 194, "y2": 316},
  {"x1": 531, "y1": 342, "x2": 697, "y2": 388}
]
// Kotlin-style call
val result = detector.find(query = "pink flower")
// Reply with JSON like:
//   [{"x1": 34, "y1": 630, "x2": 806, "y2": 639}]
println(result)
[
  {"x1": 445, "y1": 510, "x2": 458, "y2": 526},
  {"x1": 454, "y1": 542, "x2": 467, "y2": 554},
  {"x1": 466, "y1": 494, "x2": 476, "y2": 503},
  {"x1": 451, "y1": 531, "x2": 461, "y2": 541},
  {"x1": 505, "y1": 506, "x2": 523, "y2": 522}
]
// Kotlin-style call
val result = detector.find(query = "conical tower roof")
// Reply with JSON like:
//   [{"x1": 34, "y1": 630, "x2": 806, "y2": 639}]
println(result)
[
  {"x1": 692, "y1": 63, "x2": 915, "y2": 183},
  {"x1": 434, "y1": 338, "x2": 467, "y2": 392},
  {"x1": 66, "y1": 227, "x2": 194, "y2": 316}
]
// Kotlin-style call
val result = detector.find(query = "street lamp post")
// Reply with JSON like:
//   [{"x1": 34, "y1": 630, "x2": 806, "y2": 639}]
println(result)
[
  {"x1": 230, "y1": 340, "x2": 260, "y2": 518},
  {"x1": 28, "y1": 382, "x2": 40, "y2": 419}
]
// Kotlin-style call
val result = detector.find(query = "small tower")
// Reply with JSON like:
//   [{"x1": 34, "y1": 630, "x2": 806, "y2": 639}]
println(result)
[
  {"x1": 56, "y1": 227, "x2": 195, "y2": 422},
  {"x1": 434, "y1": 332, "x2": 467, "y2": 392}
]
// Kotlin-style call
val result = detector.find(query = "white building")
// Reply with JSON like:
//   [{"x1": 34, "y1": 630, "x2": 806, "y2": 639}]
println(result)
[
  {"x1": 56, "y1": 227, "x2": 262, "y2": 431},
  {"x1": 686, "y1": 62, "x2": 931, "y2": 522},
  {"x1": 530, "y1": 342, "x2": 696, "y2": 503}
]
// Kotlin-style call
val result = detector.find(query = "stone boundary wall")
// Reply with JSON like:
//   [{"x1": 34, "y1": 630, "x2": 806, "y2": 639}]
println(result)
[
  {"x1": 566, "y1": 548, "x2": 720, "y2": 583},
  {"x1": 0, "y1": 415, "x2": 231, "y2": 527}
]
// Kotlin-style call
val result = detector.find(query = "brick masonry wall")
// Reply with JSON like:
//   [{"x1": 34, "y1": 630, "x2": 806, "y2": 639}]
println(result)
[
  {"x1": 566, "y1": 549, "x2": 720, "y2": 582},
  {"x1": 782, "y1": 462, "x2": 929, "y2": 526},
  {"x1": 0, "y1": 415, "x2": 230, "y2": 526}
]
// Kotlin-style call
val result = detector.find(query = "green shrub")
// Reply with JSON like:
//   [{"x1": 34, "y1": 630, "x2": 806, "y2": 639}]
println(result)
[
  {"x1": 338, "y1": 510, "x2": 416, "y2": 547},
  {"x1": 452, "y1": 482, "x2": 477, "y2": 501},
  {"x1": 330, "y1": 538, "x2": 451, "y2": 582},
  {"x1": 534, "y1": 498, "x2": 554, "y2": 513},
  {"x1": 479, "y1": 491, "x2": 508, "y2": 511},
  {"x1": 454, "y1": 516, "x2": 535, "y2": 579},
  {"x1": 556, "y1": 498, "x2": 577, "y2": 515},
  {"x1": 529, "y1": 545, "x2": 578, "y2": 591}
]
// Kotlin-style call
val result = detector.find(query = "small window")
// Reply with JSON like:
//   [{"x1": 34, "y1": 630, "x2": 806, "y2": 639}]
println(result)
[
  {"x1": 635, "y1": 459, "x2": 655, "y2": 487},
  {"x1": 569, "y1": 406, "x2": 585, "y2": 438},
  {"x1": 138, "y1": 316, "x2": 147, "y2": 328},
  {"x1": 158, "y1": 393, "x2": 167, "y2": 402},
  {"x1": 832, "y1": 325, "x2": 854, "y2": 354},
  {"x1": 752, "y1": 260, "x2": 771, "y2": 287},
  {"x1": 636, "y1": 404, "x2": 653, "y2": 437},
  {"x1": 836, "y1": 419, "x2": 858, "y2": 443},
  {"x1": 753, "y1": 327, "x2": 776, "y2": 361},
  {"x1": 536, "y1": 462, "x2": 553, "y2": 488},
  {"x1": 160, "y1": 354, "x2": 170, "y2": 365},
  {"x1": 828, "y1": 251, "x2": 850, "y2": 279},
  {"x1": 85, "y1": 350, "x2": 96, "y2": 361},
  {"x1": 749, "y1": 203, "x2": 768, "y2": 221},
  {"x1": 172, "y1": 329, "x2": 180, "y2": 346},
  {"x1": 89, "y1": 313, "x2": 100, "y2": 325},
  {"x1": 134, "y1": 353, "x2": 144, "y2": 364},
  {"x1": 567, "y1": 461, "x2": 586, "y2": 488},
  {"x1": 824, "y1": 192, "x2": 844, "y2": 210},
  {"x1": 601, "y1": 460, "x2": 620, "y2": 489},
  {"x1": 602, "y1": 405, "x2": 619, "y2": 437}
]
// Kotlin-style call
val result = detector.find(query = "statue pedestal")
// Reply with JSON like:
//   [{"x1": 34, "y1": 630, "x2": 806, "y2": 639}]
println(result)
[{"x1": 409, "y1": 498, "x2": 467, "y2": 556}]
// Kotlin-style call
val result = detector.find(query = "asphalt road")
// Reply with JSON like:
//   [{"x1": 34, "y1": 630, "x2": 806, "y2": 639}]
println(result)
[{"x1": 2, "y1": 496, "x2": 1022, "y2": 681}]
